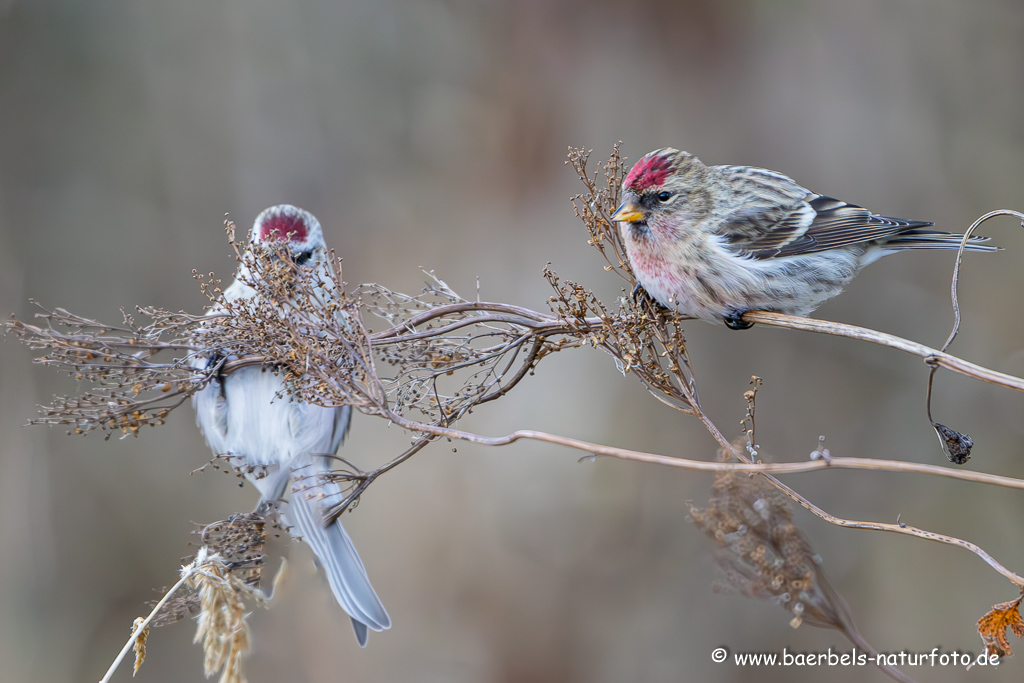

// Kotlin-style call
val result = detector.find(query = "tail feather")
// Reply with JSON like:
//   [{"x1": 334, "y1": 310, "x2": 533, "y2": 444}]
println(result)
[
  {"x1": 882, "y1": 229, "x2": 999, "y2": 252},
  {"x1": 284, "y1": 454, "x2": 390, "y2": 646}
]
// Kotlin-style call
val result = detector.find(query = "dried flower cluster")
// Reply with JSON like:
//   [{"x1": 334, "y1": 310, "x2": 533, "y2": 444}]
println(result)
[
  {"x1": 6, "y1": 306, "x2": 203, "y2": 438},
  {"x1": 689, "y1": 445, "x2": 918, "y2": 682},
  {"x1": 187, "y1": 546, "x2": 267, "y2": 683},
  {"x1": 131, "y1": 616, "x2": 149, "y2": 675},
  {"x1": 689, "y1": 447, "x2": 855, "y2": 633},
  {"x1": 153, "y1": 513, "x2": 270, "y2": 628},
  {"x1": 553, "y1": 145, "x2": 703, "y2": 415}
]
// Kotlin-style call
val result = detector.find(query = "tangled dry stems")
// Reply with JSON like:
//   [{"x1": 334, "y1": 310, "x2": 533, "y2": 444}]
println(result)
[{"x1": 10, "y1": 146, "x2": 1024, "y2": 682}]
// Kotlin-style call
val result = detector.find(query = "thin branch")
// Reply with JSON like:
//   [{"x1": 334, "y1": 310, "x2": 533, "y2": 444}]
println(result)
[
  {"x1": 741, "y1": 311, "x2": 1024, "y2": 393},
  {"x1": 363, "y1": 423, "x2": 1024, "y2": 489},
  {"x1": 775, "y1": 479, "x2": 1024, "y2": 588},
  {"x1": 100, "y1": 297, "x2": 1022, "y2": 406},
  {"x1": 378, "y1": 420, "x2": 1024, "y2": 588}
]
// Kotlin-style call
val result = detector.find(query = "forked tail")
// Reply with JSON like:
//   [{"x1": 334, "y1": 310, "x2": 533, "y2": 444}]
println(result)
[{"x1": 283, "y1": 453, "x2": 390, "y2": 646}]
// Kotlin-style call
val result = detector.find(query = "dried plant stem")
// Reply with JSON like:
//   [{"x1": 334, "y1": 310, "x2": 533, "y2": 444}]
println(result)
[
  {"x1": 218, "y1": 304, "x2": 1024, "y2": 398},
  {"x1": 343, "y1": 419, "x2": 1024, "y2": 490},
  {"x1": 780, "y1": 485, "x2": 1024, "y2": 588},
  {"x1": 371, "y1": 419, "x2": 1024, "y2": 588},
  {"x1": 224, "y1": 304, "x2": 1024, "y2": 395},
  {"x1": 742, "y1": 311, "x2": 1024, "y2": 393},
  {"x1": 942, "y1": 209, "x2": 1024, "y2": 353},
  {"x1": 98, "y1": 568, "x2": 194, "y2": 683}
]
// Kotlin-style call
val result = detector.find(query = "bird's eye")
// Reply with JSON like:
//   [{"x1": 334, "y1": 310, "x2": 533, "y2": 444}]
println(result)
[{"x1": 656, "y1": 191, "x2": 673, "y2": 202}]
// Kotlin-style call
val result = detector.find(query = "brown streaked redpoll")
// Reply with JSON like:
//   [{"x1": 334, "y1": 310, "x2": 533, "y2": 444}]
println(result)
[
  {"x1": 611, "y1": 148, "x2": 997, "y2": 329},
  {"x1": 192, "y1": 205, "x2": 390, "y2": 645}
]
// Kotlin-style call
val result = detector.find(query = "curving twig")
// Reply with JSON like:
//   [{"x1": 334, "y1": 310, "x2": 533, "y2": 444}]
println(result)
[{"x1": 942, "y1": 209, "x2": 1024, "y2": 352}]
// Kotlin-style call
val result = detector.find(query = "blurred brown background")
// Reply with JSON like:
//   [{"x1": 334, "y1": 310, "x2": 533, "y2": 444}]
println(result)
[{"x1": 2, "y1": 1, "x2": 1024, "y2": 681}]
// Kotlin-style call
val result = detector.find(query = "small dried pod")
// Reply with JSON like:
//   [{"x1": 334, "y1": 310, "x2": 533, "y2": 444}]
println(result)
[{"x1": 932, "y1": 422, "x2": 973, "y2": 464}]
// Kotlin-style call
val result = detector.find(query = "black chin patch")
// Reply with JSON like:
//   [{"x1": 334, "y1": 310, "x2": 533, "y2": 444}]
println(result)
[
  {"x1": 629, "y1": 221, "x2": 650, "y2": 238},
  {"x1": 293, "y1": 249, "x2": 314, "y2": 266}
]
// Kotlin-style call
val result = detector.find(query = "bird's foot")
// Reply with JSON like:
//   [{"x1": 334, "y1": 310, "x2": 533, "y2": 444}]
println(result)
[
  {"x1": 631, "y1": 283, "x2": 667, "y2": 316},
  {"x1": 723, "y1": 311, "x2": 754, "y2": 330},
  {"x1": 252, "y1": 497, "x2": 283, "y2": 517}
]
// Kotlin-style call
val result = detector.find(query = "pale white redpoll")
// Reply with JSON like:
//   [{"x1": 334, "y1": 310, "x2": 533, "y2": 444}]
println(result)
[
  {"x1": 192, "y1": 204, "x2": 390, "y2": 645},
  {"x1": 612, "y1": 148, "x2": 997, "y2": 329}
]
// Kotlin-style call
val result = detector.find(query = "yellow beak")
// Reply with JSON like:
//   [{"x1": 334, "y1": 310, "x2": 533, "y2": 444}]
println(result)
[{"x1": 611, "y1": 200, "x2": 644, "y2": 224}]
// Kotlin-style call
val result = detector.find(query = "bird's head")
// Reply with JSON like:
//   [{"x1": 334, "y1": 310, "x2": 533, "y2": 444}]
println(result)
[
  {"x1": 251, "y1": 204, "x2": 326, "y2": 265},
  {"x1": 612, "y1": 148, "x2": 711, "y2": 236}
]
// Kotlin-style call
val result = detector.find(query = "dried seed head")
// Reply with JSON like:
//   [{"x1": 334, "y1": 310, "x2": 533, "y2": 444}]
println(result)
[
  {"x1": 689, "y1": 444, "x2": 857, "y2": 635},
  {"x1": 933, "y1": 422, "x2": 973, "y2": 464}
]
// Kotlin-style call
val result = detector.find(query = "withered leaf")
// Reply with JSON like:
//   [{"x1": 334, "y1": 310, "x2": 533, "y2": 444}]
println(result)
[{"x1": 977, "y1": 595, "x2": 1024, "y2": 659}]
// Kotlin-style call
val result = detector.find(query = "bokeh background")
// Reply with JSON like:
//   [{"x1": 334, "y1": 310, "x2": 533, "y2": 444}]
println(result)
[{"x1": 2, "y1": 1, "x2": 1024, "y2": 681}]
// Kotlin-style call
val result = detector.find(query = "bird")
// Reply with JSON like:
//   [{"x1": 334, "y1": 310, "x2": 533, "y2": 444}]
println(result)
[
  {"x1": 192, "y1": 204, "x2": 390, "y2": 645},
  {"x1": 611, "y1": 148, "x2": 997, "y2": 329}
]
